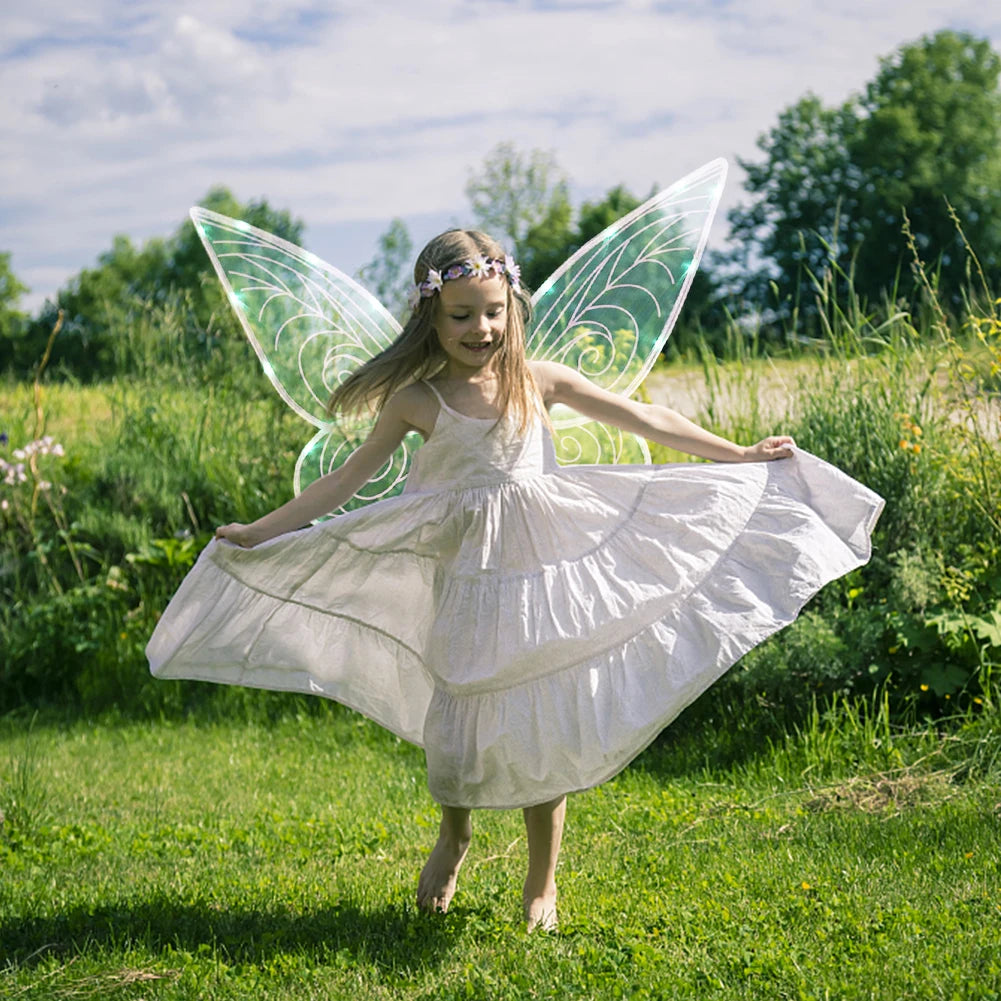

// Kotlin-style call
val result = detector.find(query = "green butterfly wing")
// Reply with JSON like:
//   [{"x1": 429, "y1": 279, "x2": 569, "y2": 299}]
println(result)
[
  {"x1": 190, "y1": 207, "x2": 418, "y2": 513},
  {"x1": 527, "y1": 158, "x2": 727, "y2": 465}
]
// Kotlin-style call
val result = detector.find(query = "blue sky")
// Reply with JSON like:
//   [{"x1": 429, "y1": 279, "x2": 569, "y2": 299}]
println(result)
[{"x1": 3, "y1": 0, "x2": 1000, "y2": 311}]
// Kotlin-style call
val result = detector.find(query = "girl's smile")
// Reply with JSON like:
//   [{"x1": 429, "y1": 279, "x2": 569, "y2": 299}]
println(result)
[{"x1": 434, "y1": 273, "x2": 508, "y2": 375}]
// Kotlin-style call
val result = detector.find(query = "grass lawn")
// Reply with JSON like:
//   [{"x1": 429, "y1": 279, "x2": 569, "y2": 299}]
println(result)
[{"x1": 2, "y1": 704, "x2": 999, "y2": 1000}]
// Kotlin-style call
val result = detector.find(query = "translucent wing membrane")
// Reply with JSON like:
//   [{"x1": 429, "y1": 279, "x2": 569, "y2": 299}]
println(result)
[
  {"x1": 191, "y1": 208, "x2": 401, "y2": 425},
  {"x1": 295, "y1": 421, "x2": 423, "y2": 514},
  {"x1": 191, "y1": 208, "x2": 411, "y2": 510},
  {"x1": 548, "y1": 409, "x2": 651, "y2": 466},
  {"x1": 528, "y1": 159, "x2": 726, "y2": 390},
  {"x1": 528, "y1": 158, "x2": 727, "y2": 467}
]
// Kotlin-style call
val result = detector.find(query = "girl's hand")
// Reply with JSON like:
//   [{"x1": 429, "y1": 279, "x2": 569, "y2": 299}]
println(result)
[
  {"x1": 215, "y1": 522, "x2": 261, "y2": 548},
  {"x1": 742, "y1": 436, "x2": 795, "y2": 462}
]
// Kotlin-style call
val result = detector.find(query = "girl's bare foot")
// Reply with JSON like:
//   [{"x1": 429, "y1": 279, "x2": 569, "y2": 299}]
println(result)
[
  {"x1": 522, "y1": 796, "x2": 565, "y2": 931},
  {"x1": 523, "y1": 886, "x2": 558, "y2": 932},
  {"x1": 416, "y1": 806, "x2": 471, "y2": 914}
]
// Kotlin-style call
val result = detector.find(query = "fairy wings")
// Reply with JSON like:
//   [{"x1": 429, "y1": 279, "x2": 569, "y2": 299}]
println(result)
[{"x1": 190, "y1": 158, "x2": 727, "y2": 515}]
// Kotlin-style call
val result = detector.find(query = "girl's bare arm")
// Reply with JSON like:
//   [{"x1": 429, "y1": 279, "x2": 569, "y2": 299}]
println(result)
[
  {"x1": 532, "y1": 361, "x2": 793, "y2": 463},
  {"x1": 216, "y1": 392, "x2": 424, "y2": 547}
]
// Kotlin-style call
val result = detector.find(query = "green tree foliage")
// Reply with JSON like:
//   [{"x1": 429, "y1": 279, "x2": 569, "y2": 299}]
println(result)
[
  {"x1": 465, "y1": 142, "x2": 572, "y2": 283},
  {"x1": 0, "y1": 253, "x2": 29, "y2": 343},
  {"x1": 357, "y1": 218, "x2": 414, "y2": 321},
  {"x1": 851, "y1": 32, "x2": 1001, "y2": 301},
  {"x1": 518, "y1": 197, "x2": 575, "y2": 292},
  {"x1": 465, "y1": 147, "x2": 723, "y2": 355},
  {"x1": 727, "y1": 95, "x2": 860, "y2": 312},
  {"x1": 520, "y1": 184, "x2": 640, "y2": 292},
  {"x1": 4, "y1": 188, "x2": 304, "y2": 379},
  {"x1": 167, "y1": 186, "x2": 304, "y2": 337},
  {"x1": 728, "y1": 30, "x2": 1001, "y2": 317}
]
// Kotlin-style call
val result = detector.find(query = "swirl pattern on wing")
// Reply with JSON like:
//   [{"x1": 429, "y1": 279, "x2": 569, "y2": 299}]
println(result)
[
  {"x1": 190, "y1": 208, "x2": 401, "y2": 427},
  {"x1": 528, "y1": 159, "x2": 727, "y2": 402},
  {"x1": 549, "y1": 410, "x2": 651, "y2": 466},
  {"x1": 294, "y1": 423, "x2": 422, "y2": 516}
]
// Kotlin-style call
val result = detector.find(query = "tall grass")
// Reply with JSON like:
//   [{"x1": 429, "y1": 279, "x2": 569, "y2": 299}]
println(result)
[
  {"x1": 2, "y1": 239, "x2": 999, "y2": 728},
  {"x1": 0, "y1": 323, "x2": 309, "y2": 715},
  {"x1": 643, "y1": 230, "x2": 1001, "y2": 722}
]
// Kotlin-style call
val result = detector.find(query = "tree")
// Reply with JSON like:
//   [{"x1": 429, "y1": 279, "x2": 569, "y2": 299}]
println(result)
[
  {"x1": 727, "y1": 95, "x2": 860, "y2": 313},
  {"x1": 465, "y1": 143, "x2": 571, "y2": 270},
  {"x1": 851, "y1": 32, "x2": 1001, "y2": 300},
  {"x1": 727, "y1": 30, "x2": 1001, "y2": 318},
  {"x1": 519, "y1": 184, "x2": 642, "y2": 292},
  {"x1": 357, "y1": 218, "x2": 414, "y2": 321},
  {"x1": 167, "y1": 186, "x2": 305, "y2": 334},
  {"x1": 0, "y1": 253, "x2": 28, "y2": 336},
  {"x1": 14, "y1": 189, "x2": 304, "y2": 379},
  {"x1": 518, "y1": 198, "x2": 575, "y2": 292},
  {"x1": 519, "y1": 184, "x2": 647, "y2": 290},
  {"x1": 463, "y1": 147, "x2": 726, "y2": 352}
]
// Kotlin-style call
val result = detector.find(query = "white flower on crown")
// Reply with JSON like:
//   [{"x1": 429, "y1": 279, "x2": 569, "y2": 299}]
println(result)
[
  {"x1": 425, "y1": 268, "x2": 443, "y2": 293},
  {"x1": 466, "y1": 255, "x2": 489, "y2": 279}
]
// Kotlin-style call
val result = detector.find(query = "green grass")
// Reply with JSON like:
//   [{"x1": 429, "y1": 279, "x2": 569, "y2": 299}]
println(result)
[{"x1": 2, "y1": 704, "x2": 999, "y2": 1000}]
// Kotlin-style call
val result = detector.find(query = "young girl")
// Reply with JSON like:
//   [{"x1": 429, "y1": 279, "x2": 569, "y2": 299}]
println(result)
[{"x1": 148, "y1": 228, "x2": 883, "y2": 932}]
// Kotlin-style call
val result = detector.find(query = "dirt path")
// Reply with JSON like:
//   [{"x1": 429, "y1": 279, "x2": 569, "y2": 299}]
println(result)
[
  {"x1": 642, "y1": 359, "x2": 1000, "y2": 440},
  {"x1": 641, "y1": 361, "x2": 808, "y2": 425}
]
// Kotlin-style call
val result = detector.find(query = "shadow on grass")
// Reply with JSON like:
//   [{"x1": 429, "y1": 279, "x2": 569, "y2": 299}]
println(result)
[
  {"x1": 3, "y1": 894, "x2": 466, "y2": 971},
  {"x1": 629, "y1": 683, "x2": 794, "y2": 781}
]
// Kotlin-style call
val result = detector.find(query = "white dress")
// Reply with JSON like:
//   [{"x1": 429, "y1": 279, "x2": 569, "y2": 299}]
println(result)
[{"x1": 147, "y1": 386, "x2": 883, "y2": 809}]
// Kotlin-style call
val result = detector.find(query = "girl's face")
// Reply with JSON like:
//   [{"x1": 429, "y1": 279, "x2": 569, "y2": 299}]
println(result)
[{"x1": 433, "y1": 273, "x2": 508, "y2": 377}]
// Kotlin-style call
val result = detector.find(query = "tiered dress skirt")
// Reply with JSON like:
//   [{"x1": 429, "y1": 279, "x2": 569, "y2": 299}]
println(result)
[{"x1": 148, "y1": 404, "x2": 883, "y2": 808}]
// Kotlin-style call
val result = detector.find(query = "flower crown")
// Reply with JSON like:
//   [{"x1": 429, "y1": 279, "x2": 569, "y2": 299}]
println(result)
[{"x1": 410, "y1": 253, "x2": 521, "y2": 308}]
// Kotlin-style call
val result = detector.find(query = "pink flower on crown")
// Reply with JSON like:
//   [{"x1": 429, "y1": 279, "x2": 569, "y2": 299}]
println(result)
[
  {"x1": 444, "y1": 264, "x2": 465, "y2": 281},
  {"x1": 504, "y1": 256, "x2": 521, "y2": 291}
]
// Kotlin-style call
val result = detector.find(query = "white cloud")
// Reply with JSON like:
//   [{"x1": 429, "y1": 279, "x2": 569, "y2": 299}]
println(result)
[{"x1": 2, "y1": 0, "x2": 1000, "y2": 310}]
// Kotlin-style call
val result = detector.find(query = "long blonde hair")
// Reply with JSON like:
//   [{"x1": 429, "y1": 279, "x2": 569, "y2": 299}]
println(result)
[{"x1": 328, "y1": 230, "x2": 541, "y2": 432}]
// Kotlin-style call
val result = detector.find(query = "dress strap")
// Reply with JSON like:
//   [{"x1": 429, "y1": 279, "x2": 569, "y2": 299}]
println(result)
[{"x1": 420, "y1": 380, "x2": 449, "y2": 409}]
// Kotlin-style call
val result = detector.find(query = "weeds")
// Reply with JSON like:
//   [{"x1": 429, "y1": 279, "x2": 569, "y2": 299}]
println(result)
[
  {"x1": 0, "y1": 715, "x2": 50, "y2": 842},
  {"x1": 1, "y1": 709, "x2": 998, "y2": 1000},
  {"x1": 1, "y1": 213, "x2": 1000, "y2": 726}
]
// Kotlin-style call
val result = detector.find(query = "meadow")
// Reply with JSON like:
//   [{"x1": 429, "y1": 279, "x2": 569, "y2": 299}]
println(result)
[
  {"x1": 1, "y1": 259, "x2": 1000, "y2": 997},
  {"x1": 2, "y1": 699, "x2": 999, "y2": 1000}
]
